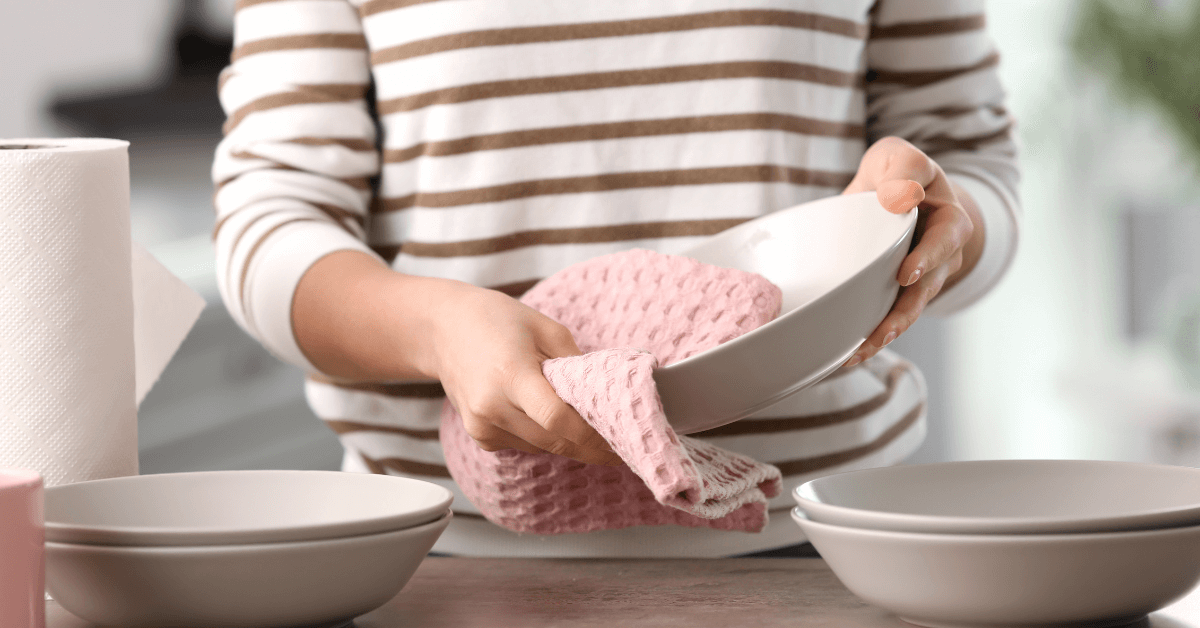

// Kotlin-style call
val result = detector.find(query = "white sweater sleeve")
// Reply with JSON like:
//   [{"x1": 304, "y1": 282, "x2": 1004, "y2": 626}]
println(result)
[
  {"x1": 865, "y1": 0, "x2": 1022, "y2": 316},
  {"x1": 212, "y1": 0, "x2": 382, "y2": 372}
]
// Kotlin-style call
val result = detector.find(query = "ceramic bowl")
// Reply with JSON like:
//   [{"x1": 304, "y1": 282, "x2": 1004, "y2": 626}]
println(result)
[
  {"x1": 794, "y1": 459, "x2": 1200, "y2": 535},
  {"x1": 791, "y1": 507, "x2": 1200, "y2": 628},
  {"x1": 46, "y1": 511, "x2": 450, "y2": 628},
  {"x1": 658, "y1": 192, "x2": 917, "y2": 434},
  {"x1": 45, "y1": 470, "x2": 453, "y2": 546}
]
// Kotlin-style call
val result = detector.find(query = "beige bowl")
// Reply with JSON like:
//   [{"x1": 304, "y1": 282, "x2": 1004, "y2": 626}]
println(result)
[
  {"x1": 46, "y1": 511, "x2": 450, "y2": 628},
  {"x1": 794, "y1": 459, "x2": 1200, "y2": 535},
  {"x1": 659, "y1": 192, "x2": 917, "y2": 434},
  {"x1": 792, "y1": 508, "x2": 1200, "y2": 628},
  {"x1": 46, "y1": 470, "x2": 452, "y2": 546}
]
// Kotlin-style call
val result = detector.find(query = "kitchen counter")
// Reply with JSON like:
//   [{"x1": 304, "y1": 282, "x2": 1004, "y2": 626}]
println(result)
[{"x1": 47, "y1": 557, "x2": 1200, "y2": 627}]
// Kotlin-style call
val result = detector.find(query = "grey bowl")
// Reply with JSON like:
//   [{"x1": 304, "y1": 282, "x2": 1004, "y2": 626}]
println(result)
[
  {"x1": 45, "y1": 470, "x2": 453, "y2": 546},
  {"x1": 792, "y1": 507, "x2": 1200, "y2": 628},
  {"x1": 795, "y1": 459, "x2": 1200, "y2": 535},
  {"x1": 47, "y1": 511, "x2": 451, "y2": 628},
  {"x1": 658, "y1": 192, "x2": 917, "y2": 434}
]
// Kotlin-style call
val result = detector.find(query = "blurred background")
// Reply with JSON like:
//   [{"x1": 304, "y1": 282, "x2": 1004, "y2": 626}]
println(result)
[{"x1": 1, "y1": 0, "x2": 1198, "y2": 473}]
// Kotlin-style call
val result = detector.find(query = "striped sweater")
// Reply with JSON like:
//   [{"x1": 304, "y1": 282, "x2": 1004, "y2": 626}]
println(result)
[{"x1": 212, "y1": 0, "x2": 1020, "y2": 557}]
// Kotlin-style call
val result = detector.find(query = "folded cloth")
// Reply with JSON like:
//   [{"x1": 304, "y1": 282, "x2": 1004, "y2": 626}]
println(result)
[{"x1": 441, "y1": 249, "x2": 785, "y2": 534}]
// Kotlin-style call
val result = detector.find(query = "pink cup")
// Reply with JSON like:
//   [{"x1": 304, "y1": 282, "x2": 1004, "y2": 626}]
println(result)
[{"x1": 0, "y1": 468, "x2": 44, "y2": 628}]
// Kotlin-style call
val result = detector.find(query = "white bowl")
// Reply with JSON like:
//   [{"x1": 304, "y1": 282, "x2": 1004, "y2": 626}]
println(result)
[
  {"x1": 794, "y1": 459, "x2": 1200, "y2": 535},
  {"x1": 46, "y1": 511, "x2": 450, "y2": 628},
  {"x1": 658, "y1": 192, "x2": 916, "y2": 434},
  {"x1": 45, "y1": 470, "x2": 453, "y2": 546},
  {"x1": 791, "y1": 507, "x2": 1200, "y2": 628}
]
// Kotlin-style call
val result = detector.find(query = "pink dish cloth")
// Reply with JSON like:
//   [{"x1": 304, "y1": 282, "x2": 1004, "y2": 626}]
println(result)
[{"x1": 441, "y1": 249, "x2": 785, "y2": 534}]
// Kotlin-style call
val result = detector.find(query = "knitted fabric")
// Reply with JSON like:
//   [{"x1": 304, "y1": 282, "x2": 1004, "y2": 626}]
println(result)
[{"x1": 441, "y1": 249, "x2": 784, "y2": 534}]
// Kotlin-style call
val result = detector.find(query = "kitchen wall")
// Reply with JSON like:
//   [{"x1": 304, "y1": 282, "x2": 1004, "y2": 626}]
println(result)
[{"x1": 2, "y1": 0, "x2": 1196, "y2": 472}]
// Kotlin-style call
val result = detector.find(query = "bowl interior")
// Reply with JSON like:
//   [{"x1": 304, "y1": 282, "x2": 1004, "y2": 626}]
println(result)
[
  {"x1": 797, "y1": 460, "x2": 1200, "y2": 521},
  {"x1": 681, "y1": 192, "x2": 915, "y2": 314},
  {"x1": 45, "y1": 470, "x2": 452, "y2": 536}
]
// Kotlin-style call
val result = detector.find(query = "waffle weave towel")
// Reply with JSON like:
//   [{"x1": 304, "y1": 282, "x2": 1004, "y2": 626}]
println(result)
[{"x1": 441, "y1": 249, "x2": 784, "y2": 534}]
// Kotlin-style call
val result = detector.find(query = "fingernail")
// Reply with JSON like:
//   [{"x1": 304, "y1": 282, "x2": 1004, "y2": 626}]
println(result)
[
  {"x1": 845, "y1": 355, "x2": 863, "y2": 368},
  {"x1": 882, "y1": 331, "x2": 897, "y2": 347},
  {"x1": 905, "y1": 269, "x2": 922, "y2": 286}
]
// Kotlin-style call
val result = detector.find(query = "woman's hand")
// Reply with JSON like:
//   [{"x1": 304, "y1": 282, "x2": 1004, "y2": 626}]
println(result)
[
  {"x1": 293, "y1": 251, "x2": 621, "y2": 467},
  {"x1": 427, "y1": 282, "x2": 622, "y2": 466},
  {"x1": 840, "y1": 137, "x2": 985, "y2": 366}
]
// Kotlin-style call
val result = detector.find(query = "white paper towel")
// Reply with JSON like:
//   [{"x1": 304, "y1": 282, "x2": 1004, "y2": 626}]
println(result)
[
  {"x1": 0, "y1": 139, "x2": 204, "y2": 487},
  {"x1": 131, "y1": 241, "x2": 205, "y2": 406}
]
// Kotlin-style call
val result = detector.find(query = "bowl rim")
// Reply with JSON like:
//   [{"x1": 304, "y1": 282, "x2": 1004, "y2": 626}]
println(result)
[
  {"x1": 789, "y1": 505, "x2": 1200, "y2": 543},
  {"x1": 793, "y1": 459, "x2": 1200, "y2": 535},
  {"x1": 659, "y1": 192, "x2": 918, "y2": 372},
  {"x1": 45, "y1": 510, "x2": 453, "y2": 553},
  {"x1": 44, "y1": 470, "x2": 454, "y2": 546}
]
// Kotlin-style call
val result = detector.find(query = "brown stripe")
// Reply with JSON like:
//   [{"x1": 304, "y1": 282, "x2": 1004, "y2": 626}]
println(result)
[
  {"x1": 225, "y1": 202, "x2": 289, "y2": 261},
  {"x1": 921, "y1": 124, "x2": 1013, "y2": 155},
  {"x1": 871, "y1": 14, "x2": 985, "y2": 39},
  {"x1": 212, "y1": 211, "x2": 238, "y2": 240},
  {"x1": 924, "y1": 103, "x2": 1008, "y2": 118},
  {"x1": 342, "y1": 176, "x2": 373, "y2": 191},
  {"x1": 213, "y1": 173, "x2": 370, "y2": 239},
  {"x1": 374, "y1": 165, "x2": 856, "y2": 213},
  {"x1": 372, "y1": 10, "x2": 866, "y2": 65},
  {"x1": 308, "y1": 374, "x2": 447, "y2": 398},
  {"x1": 222, "y1": 207, "x2": 277, "y2": 261},
  {"x1": 224, "y1": 84, "x2": 368, "y2": 134},
  {"x1": 311, "y1": 202, "x2": 366, "y2": 227},
  {"x1": 868, "y1": 51, "x2": 1000, "y2": 88},
  {"x1": 232, "y1": 33, "x2": 367, "y2": 62},
  {"x1": 370, "y1": 243, "x2": 401, "y2": 264},
  {"x1": 215, "y1": 166, "x2": 371, "y2": 195},
  {"x1": 324, "y1": 419, "x2": 440, "y2": 440},
  {"x1": 488, "y1": 278, "x2": 542, "y2": 298},
  {"x1": 347, "y1": 407, "x2": 922, "y2": 486},
  {"x1": 377, "y1": 61, "x2": 862, "y2": 115},
  {"x1": 362, "y1": 454, "x2": 452, "y2": 478},
  {"x1": 360, "y1": 0, "x2": 441, "y2": 17},
  {"x1": 289, "y1": 137, "x2": 377, "y2": 152},
  {"x1": 359, "y1": 453, "x2": 386, "y2": 474},
  {"x1": 239, "y1": 217, "x2": 318, "y2": 302},
  {"x1": 774, "y1": 401, "x2": 925, "y2": 476},
  {"x1": 696, "y1": 364, "x2": 908, "y2": 437},
  {"x1": 383, "y1": 113, "x2": 864, "y2": 164},
  {"x1": 398, "y1": 218, "x2": 748, "y2": 258},
  {"x1": 235, "y1": 0, "x2": 311, "y2": 9}
]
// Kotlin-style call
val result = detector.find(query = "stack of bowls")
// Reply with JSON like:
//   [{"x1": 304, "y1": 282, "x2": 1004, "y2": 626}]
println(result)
[
  {"x1": 44, "y1": 470, "x2": 452, "y2": 628},
  {"x1": 791, "y1": 460, "x2": 1200, "y2": 628}
]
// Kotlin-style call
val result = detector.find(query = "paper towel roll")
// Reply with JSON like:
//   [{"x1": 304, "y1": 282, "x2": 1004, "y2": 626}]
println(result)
[{"x1": 0, "y1": 139, "x2": 138, "y2": 487}]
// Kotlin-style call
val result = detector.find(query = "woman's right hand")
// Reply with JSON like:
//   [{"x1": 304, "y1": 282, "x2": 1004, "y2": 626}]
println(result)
[
  {"x1": 292, "y1": 251, "x2": 620, "y2": 467},
  {"x1": 426, "y1": 281, "x2": 622, "y2": 466}
]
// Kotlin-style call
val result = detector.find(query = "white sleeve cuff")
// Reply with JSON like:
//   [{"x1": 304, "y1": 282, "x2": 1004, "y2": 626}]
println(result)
[
  {"x1": 243, "y1": 221, "x2": 381, "y2": 373},
  {"x1": 923, "y1": 172, "x2": 1020, "y2": 317}
]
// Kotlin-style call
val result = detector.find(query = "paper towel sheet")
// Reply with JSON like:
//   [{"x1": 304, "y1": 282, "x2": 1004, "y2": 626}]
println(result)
[
  {"x1": 0, "y1": 139, "x2": 204, "y2": 487},
  {"x1": 131, "y1": 241, "x2": 205, "y2": 407}
]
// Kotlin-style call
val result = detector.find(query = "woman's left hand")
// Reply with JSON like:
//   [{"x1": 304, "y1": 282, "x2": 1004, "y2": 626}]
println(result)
[{"x1": 840, "y1": 136, "x2": 983, "y2": 367}]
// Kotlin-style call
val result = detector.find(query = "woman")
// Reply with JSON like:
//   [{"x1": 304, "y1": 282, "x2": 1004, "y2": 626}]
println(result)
[{"x1": 213, "y1": 0, "x2": 1019, "y2": 557}]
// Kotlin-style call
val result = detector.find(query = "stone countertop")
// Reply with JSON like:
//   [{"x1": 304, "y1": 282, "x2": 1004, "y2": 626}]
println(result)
[{"x1": 47, "y1": 557, "x2": 1200, "y2": 628}]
